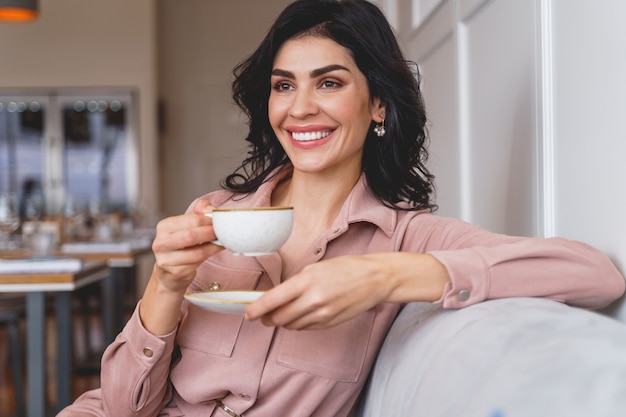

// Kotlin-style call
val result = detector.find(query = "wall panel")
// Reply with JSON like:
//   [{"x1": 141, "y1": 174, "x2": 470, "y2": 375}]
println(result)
[{"x1": 461, "y1": 0, "x2": 536, "y2": 235}]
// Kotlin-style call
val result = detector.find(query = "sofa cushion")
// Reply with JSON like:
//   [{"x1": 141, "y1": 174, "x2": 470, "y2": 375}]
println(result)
[{"x1": 358, "y1": 298, "x2": 626, "y2": 417}]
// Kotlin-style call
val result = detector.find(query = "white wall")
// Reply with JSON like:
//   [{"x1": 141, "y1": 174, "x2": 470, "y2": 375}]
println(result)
[
  {"x1": 550, "y1": 0, "x2": 626, "y2": 317},
  {"x1": 0, "y1": 0, "x2": 159, "y2": 220},
  {"x1": 550, "y1": 0, "x2": 626, "y2": 270}
]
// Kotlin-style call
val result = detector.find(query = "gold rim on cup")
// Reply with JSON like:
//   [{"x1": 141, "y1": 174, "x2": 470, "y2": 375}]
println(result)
[{"x1": 212, "y1": 206, "x2": 293, "y2": 212}]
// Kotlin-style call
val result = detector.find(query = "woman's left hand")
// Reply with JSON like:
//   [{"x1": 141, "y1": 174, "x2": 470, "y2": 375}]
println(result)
[{"x1": 245, "y1": 252, "x2": 449, "y2": 330}]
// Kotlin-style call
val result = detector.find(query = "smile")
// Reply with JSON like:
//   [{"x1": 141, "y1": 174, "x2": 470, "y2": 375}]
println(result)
[{"x1": 291, "y1": 130, "x2": 332, "y2": 141}]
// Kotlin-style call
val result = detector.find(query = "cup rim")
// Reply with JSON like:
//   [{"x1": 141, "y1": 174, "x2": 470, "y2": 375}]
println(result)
[{"x1": 212, "y1": 206, "x2": 293, "y2": 213}]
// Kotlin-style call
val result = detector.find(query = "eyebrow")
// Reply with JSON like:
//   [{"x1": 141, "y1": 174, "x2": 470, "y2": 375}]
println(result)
[{"x1": 271, "y1": 64, "x2": 351, "y2": 79}]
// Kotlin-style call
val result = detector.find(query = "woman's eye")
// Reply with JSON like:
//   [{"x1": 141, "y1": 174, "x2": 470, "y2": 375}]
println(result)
[
  {"x1": 273, "y1": 82, "x2": 292, "y2": 92},
  {"x1": 321, "y1": 79, "x2": 341, "y2": 89}
]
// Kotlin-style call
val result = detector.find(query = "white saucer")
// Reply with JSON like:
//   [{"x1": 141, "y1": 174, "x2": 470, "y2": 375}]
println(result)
[{"x1": 184, "y1": 290, "x2": 264, "y2": 314}]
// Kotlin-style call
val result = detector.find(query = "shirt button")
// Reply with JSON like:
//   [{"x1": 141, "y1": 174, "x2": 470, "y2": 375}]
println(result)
[
  {"x1": 209, "y1": 282, "x2": 221, "y2": 291},
  {"x1": 239, "y1": 393, "x2": 251, "y2": 401},
  {"x1": 142, "y1": 347, "x2": 154, "y2": 358},
  {"x1": 313, "y1": 248, "x2": 323, "y2": 256},
  {"x1": 458, "y1": 289, "x2": 470, "y2": 302}
]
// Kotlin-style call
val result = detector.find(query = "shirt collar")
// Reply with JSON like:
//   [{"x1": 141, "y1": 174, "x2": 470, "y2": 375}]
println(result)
[{"x1": 333, "y1": 173, "x2": 398, "y2": 237}]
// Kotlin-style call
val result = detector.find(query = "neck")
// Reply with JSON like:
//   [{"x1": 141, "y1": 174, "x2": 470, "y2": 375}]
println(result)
[{"x1": 272, "y1": 168, "x2": 361, "y2": 232}]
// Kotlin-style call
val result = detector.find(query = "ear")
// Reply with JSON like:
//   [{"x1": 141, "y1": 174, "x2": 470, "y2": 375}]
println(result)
[{"x1": 370, "y1": 97, "x2": 386, "y2": 122}]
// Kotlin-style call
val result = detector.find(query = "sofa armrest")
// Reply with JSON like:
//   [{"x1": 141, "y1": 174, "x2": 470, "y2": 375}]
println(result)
[{"x1": 358, "y1": 298, "x2": 626, "y2": 417}]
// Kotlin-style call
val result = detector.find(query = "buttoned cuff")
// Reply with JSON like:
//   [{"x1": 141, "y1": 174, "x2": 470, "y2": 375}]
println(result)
[
  {"x1": 121, "y1": 300, "x2": 178, "y2": 366},
  {"x1": 428, "y1": 249, "x2": 491, "y2": 308}
]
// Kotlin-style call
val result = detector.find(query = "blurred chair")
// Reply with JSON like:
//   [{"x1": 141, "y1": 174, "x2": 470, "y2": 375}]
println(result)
[
  {"x1": 73, "y1": 283, "x2": 105, "y2": 374},
  {"x1": 0, "y1": 294, "x2": 26, "y2": 417}
]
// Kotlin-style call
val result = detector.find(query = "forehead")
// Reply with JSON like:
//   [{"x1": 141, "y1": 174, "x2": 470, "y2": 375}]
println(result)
[{"x1": 273, "y1": 35, "x2": 357, "y2": 69}]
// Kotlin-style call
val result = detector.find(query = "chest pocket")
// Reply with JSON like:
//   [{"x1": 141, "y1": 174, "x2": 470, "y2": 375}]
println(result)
[
  {"x1": 275, "y1": 308, "x2": 377, "y2": 382},
  {"x1": 177, "y1": 259, "x2": 262, "y2": 357}
]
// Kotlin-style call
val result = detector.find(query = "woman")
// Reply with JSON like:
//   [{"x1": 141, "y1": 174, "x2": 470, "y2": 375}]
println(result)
[{"x1": 59, "y1": 1, "x2": 625, "y2": 416}]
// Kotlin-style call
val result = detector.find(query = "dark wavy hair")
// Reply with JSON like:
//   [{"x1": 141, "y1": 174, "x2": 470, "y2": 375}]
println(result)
[{"x1": 225, "y1": 0, "x2": 436, "y2": 211}]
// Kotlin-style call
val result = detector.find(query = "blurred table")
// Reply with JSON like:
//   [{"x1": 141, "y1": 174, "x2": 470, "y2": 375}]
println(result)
[
  {"x1": 3, "y1": 235, "x2": 154, "y2": 345},
  {"x1": 60, "y1": 238, "x2": 153, "y2": 343},
  {"x1": 0, "y1": 260, "x2": 109, "y2": 417}
]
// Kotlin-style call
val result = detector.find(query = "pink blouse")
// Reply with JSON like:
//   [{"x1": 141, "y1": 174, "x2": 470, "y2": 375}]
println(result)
[{"x1": 58, "y1": 172, "x2": 625, "y2": 417}]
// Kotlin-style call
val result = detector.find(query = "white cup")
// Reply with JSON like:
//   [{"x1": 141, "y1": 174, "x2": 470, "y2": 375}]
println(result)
[{"x1": 206, "y1": 207, "x2": 293, "y2": 256}]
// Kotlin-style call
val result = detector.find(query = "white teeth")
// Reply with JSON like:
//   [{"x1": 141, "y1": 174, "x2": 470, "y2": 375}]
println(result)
[{"x1": 291, "y1": 131, "x2": 331, "y2": 141}]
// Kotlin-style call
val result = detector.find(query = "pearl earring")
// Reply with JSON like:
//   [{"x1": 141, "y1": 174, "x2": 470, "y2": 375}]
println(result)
[{"x1": 374, "y1": 119, "x2": 386, "y2": 137}]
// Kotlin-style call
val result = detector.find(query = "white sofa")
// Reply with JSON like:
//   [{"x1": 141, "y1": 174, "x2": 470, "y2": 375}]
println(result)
[{"x1": 357, "y1": 298, "x2": 626, "y2": 417}]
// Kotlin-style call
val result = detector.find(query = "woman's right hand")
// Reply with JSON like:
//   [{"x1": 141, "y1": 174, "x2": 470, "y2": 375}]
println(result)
[
  {"x1": 151, "y1": 198, "x2": 223, "y2": 293},
  {"x1": 140, "y1": 198, "x2": 223, "y2": 335}
]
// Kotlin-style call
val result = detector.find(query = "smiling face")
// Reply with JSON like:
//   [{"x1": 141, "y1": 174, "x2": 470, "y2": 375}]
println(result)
[{"x1": 268, "y1": 35, "x2": 384, "y2": 180}]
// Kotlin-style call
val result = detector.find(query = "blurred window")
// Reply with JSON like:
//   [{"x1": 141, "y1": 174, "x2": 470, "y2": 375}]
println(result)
[{"x1": 0, "y1": 89, "x2": 138, "y2": 218}]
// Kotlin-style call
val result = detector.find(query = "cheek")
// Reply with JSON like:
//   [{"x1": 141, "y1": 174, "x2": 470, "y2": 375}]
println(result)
[
  {"x1": 267, "y1": 98, "x2": 289, "y2": 148},
  {"x1": 268, "y1": 95, "x2": 288, "y2": 128},
  {"x1": 333, "y1": 101, "x2": 373, "y2": 134},
  {"x1": 332, "y1": 91, "x2": 371, "y2": 119}
]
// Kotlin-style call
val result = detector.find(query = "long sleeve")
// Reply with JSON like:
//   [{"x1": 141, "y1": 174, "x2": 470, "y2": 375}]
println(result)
[
  {"x1": 99, "y1": 302, "x2": 178, "y2": 416},
  {"x1": 405, "y1": 215, "x2": 625, "y2": 309}
]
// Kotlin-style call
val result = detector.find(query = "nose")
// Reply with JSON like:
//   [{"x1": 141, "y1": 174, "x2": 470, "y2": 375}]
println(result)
[{"x1": 288, "y1": 88, "x2": 318, "y2": 119}]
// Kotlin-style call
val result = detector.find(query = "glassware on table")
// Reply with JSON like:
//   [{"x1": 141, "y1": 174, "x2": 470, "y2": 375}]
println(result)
[
  {"x1": 63, "y1": 195, "x2": 83, "y2": 242},
  {"x1": 21, "y1": 193, "x2": 45, "y2": 240},
  {"x1": 23, "y1": 194, "x2": 58, "y2": 255},
  {"x1": 0, "y1": 192, "x2": 20, "y2": 251},
  {"x1": 24, "y1": 193, "x2": 44, "y2": 224}
]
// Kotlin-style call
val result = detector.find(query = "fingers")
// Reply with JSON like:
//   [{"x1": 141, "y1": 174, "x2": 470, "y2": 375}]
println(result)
[
  {"x1": 150, "y1": 205, "x2": 223, "y2": 292},
  {"x1": 245, "y1": 255, "x2": 394, "y2": 330},
  {"x1": 249, "y1": 288, "x2": 355, "y2": 330},
  {"x1": 245, "y1": 281, "x2": 302, "y2": 322},
  {"x1": 191, "y1": 197, "x2": 215, "y2": 216},
  {"x1": 153, "y1": 210, "x2": 215, "y2": 249},
  {"x1": 259, "y1": 299, "x2": 344, "y2": 330},
  {"x1": 245, "y1": 266, "x2": 362, "y2": 330}
]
